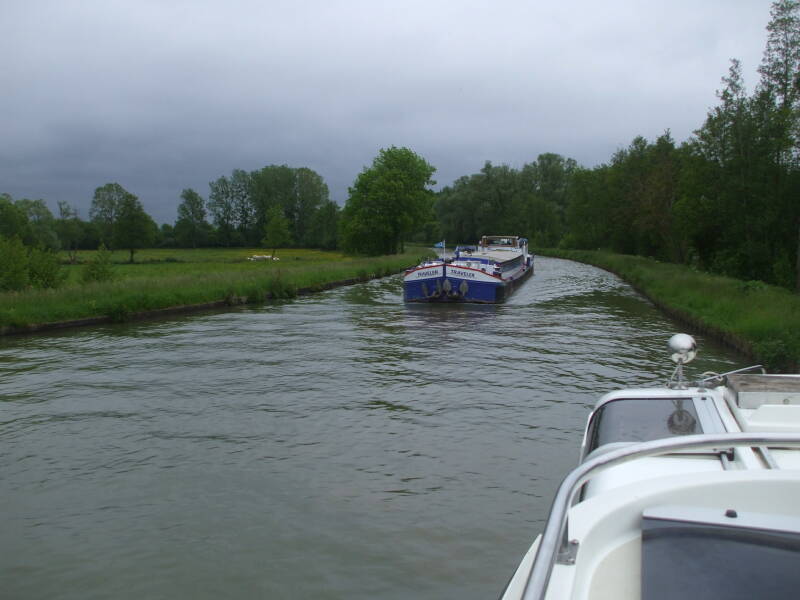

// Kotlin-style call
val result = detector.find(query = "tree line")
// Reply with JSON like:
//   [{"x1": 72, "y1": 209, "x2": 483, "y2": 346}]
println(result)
[
  {"x1": 435, "y1": 0, "x2": 800, "y2": 292},
  {"x1": 0, "y1": 164, "x2": 341, "y2": 261},
  {"x1": 176, "y1": 165, "x2": 339, "y2": 250},
  {"x1": 1, "y1": 147, "x2": 436, "y2": 266},
  {"x1": 3, "y1": 1, "x2": 798, "y2": 292}
]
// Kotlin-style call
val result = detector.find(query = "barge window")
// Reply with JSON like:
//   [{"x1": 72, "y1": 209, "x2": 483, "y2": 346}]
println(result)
[{"x1": 642, "y1": 512, "x2": 800, "y2": 600}]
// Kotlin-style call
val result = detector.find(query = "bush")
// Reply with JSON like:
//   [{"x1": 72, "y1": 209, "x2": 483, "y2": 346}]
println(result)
[
  {"x1": 0, "y1": 236, "x2": 64, "y2": 291},
  {"x1": 0, "y1": 236, "x2": 29, "y2": 291},
  {"x1": 82, "y1": 244, "x2": 115, "y2": 283},
  {"x1": 28, "y1": 247, "x2": 66, "y2": 289}
]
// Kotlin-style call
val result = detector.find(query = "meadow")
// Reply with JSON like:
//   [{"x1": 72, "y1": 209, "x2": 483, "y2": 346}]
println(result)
[
  {"x1": 539, "y1": 249, "x2": 800, "y2": 371},
  {"x1": 0, "y1": 247, "x2": 432, "y2": 332}
]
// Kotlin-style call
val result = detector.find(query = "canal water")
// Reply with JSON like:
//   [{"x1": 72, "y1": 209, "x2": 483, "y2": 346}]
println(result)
[{"x1": 1, "y1": 257, "x2": 746, "y2": 600}]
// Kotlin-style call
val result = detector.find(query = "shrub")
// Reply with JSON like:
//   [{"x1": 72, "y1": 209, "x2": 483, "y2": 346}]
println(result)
[
  {"x1": 0, "y1": 236, "x2": 29, "y2": 291},
  {"x1": 753, "y1": 337, "x2": 798, "y2": 372},
  {"x1": 27, "y1": 247, "x2": 66, "y2": 289},
  {"x1": 82, "y1": 244, "x2": 115, "y2": 283}
]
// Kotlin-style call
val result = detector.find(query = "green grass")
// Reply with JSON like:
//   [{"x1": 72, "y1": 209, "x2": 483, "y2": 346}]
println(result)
[
  {"x1": 0, "y1": 246, "x2": 433, "y2": 332},
  {"x1": 537, "y1": 249, "x2": 800, "y2": 372}
]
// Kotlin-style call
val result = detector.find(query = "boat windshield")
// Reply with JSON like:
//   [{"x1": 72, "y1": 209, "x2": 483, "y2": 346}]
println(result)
[{"x1": 587, "y1": 398, "x2": 700, "y2": 453}]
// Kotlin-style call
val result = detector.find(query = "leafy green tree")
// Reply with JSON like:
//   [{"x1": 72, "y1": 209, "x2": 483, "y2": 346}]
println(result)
[
  {"x1": 207, "y1": 175, "x2": 237, "y2": 246},
  {"x1": 563, "y1": 166, "x2": 614, "y2": 250},
  {"x1": 90, "y1": 183, "x2": 135, "y2": 249},
  {"x1": 757, "y1": 0, "x2": 800, "y2": 290},
  {"x1": 210, "y1": 165, "x2": 333, "y2": 248},
  {"x1": 249, "y1": 164, "x2": 297, "y2": 239},
  {"x1": 159, "y1": 223, "x2": 176, "y2": 248},
  {"x1": 262, "y1": 205, "x2": 291, "y2": 257},
  {"x1": 758, "y1": 0, "x2": 800, "y2": 147},
  {"x1": 77, "y1": 220, "x2": 101, "y2": 251},
  {"x1": 307, "y1": 200, "x2": 340, "y2": 250},
  {"x1": 15, "y1": 198, "x2": 59, "y2": 250},
  {"x1": 436, "y1": 175, "x2": 485, "y2": 244},
  {"x1": 0, "y1": 193, "x2": 31, "y2": 241},
  {"x1": 230, "y1": 169, "x2": 255, "y2": 243},
  {"x1": 521, "y1": 153, "x2": 577, "y2": 235},
  {"x1": 435, "y1": 155, "x2": 577, "y2": 248},
  {"x1": 175, "y1": 188, "x2": 209, "y2": 248},
  {"x1": 341, "y1": 146, "x2": 436, "y2": 255},
  {"x1": 114, "y1": 194, "x2": 157, "y2": 263},
  {"x1": 293, "y1": 167, "x2": 330, "y2": 246}
]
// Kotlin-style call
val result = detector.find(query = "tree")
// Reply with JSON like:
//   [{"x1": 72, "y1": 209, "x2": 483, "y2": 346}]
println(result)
[
  {"x1": 90, "y1": 183, "x2": 135, "y2": 249},
  {"x1": 751, "y1": 1, "x2": 800, "y2": 290},
  {"x1": 0, "y1": 193, "x2": 31, "y2": 241},
  {"x1": 159, "y1": 223, "x2": 176, "y2": 248},
  {"x1": 564, "y1": 166, "x2": 614, "y2": 250},
  {"x1": 175, "y1": 188, "x2": 209, "y2": 248},
  {"x1": 521, "y1": 153, "x2": 577, "y2": 233},
  {"x1": 307, "y1": 200, "x2": 340, "y2": 250},
  {"x1": 758, "y1": 1, "x2": 800, "y2": 130},
  {"x1": 113, "y1": 194, "x2": 157, "y2": 263},
  {"x1": 56, "y1": 201, "x2": 82, "y2": 262},
  {"x1": 341, "y1": 146, "x2": 436, "y2": 255},
  {"x1": 15, "y1": 198, "x2": 59, "y2": 250},
  {"x1": 207, "y1": 176, "x2": 236, "y2": 246},
  {"x1": 261, "y1": 205, "x2": 291, "y2": 257},
  {"x1": 249, "y1": 165, "x2": 296, "y2": 240},
  {"x1": 0, "y1": 235, "x2": 29, "y2": 291},
  {"x1": 292, "y1": 168, "x2": 329, "y2": 246},
  {"x1": 229, "y1": 169, "x2": 255, "y2": 243}
]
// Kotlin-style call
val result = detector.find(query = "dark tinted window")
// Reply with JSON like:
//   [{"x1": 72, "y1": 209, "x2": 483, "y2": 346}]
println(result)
[
  {"x1": 588, "y1": 398, "x2": 700, "y2": 453},
  {"x1": 642, "y1": 516, "x2": 800, "y2": 600}
]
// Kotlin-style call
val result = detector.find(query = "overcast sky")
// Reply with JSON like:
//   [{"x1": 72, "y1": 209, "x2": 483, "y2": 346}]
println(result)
[{"x1": 1, "y1": 0, "x2": 775, "y2": 224}]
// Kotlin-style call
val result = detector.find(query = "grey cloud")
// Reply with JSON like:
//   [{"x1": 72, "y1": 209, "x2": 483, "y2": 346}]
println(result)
[{"x1": 1, "y1": 0, "x2": 774, "y2": 224}]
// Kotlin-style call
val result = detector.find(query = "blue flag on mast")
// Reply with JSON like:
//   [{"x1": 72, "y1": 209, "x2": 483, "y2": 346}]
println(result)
[{"x1": 433, "y1": 240, "x2": 445, "y2": 248}]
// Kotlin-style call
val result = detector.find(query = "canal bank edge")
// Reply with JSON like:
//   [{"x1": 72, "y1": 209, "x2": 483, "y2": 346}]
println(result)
[
  {"x1": 536, "y1": 249, "x2": 800, "y2": 372},
  {"x1": 0, "y1": 273, "x2": 383, "y2": 337}
]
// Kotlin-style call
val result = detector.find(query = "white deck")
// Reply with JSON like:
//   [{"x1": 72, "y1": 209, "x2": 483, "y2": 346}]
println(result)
[{"x1": 501, "y1": 373, "x2": 800, "y2": 600}]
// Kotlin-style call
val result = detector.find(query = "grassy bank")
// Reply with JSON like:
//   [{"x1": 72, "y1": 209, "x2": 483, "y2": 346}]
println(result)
[
  {"x1": 0, "y1": 247, "x2": 431, "y2": 333},
  {"x1": 537, "y1": 249, "x2": 800, "y2": 372}
]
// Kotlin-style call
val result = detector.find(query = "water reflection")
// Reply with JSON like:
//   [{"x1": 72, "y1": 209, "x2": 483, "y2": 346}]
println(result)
[{"x1": 668, "y1": 400, "x2": 698, "y2": 435}]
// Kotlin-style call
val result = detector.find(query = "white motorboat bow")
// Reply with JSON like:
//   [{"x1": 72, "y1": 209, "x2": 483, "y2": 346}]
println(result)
[{"x1": 501, "y1": 334, "x2": 800, "y2": 600}]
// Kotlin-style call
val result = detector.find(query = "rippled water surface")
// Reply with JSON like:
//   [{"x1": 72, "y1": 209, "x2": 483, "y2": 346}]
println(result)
[{"x1": 1, "y1": 257, "x2": 746, "y2": 599}]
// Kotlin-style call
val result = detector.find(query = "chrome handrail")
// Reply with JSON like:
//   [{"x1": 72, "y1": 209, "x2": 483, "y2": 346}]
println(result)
[
  {"x1": 521, "y1": 433, "x2": 800, "y2": 600},
  {"x1": 696, "y1": 364, "x2": 765, "y2": 385}
]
